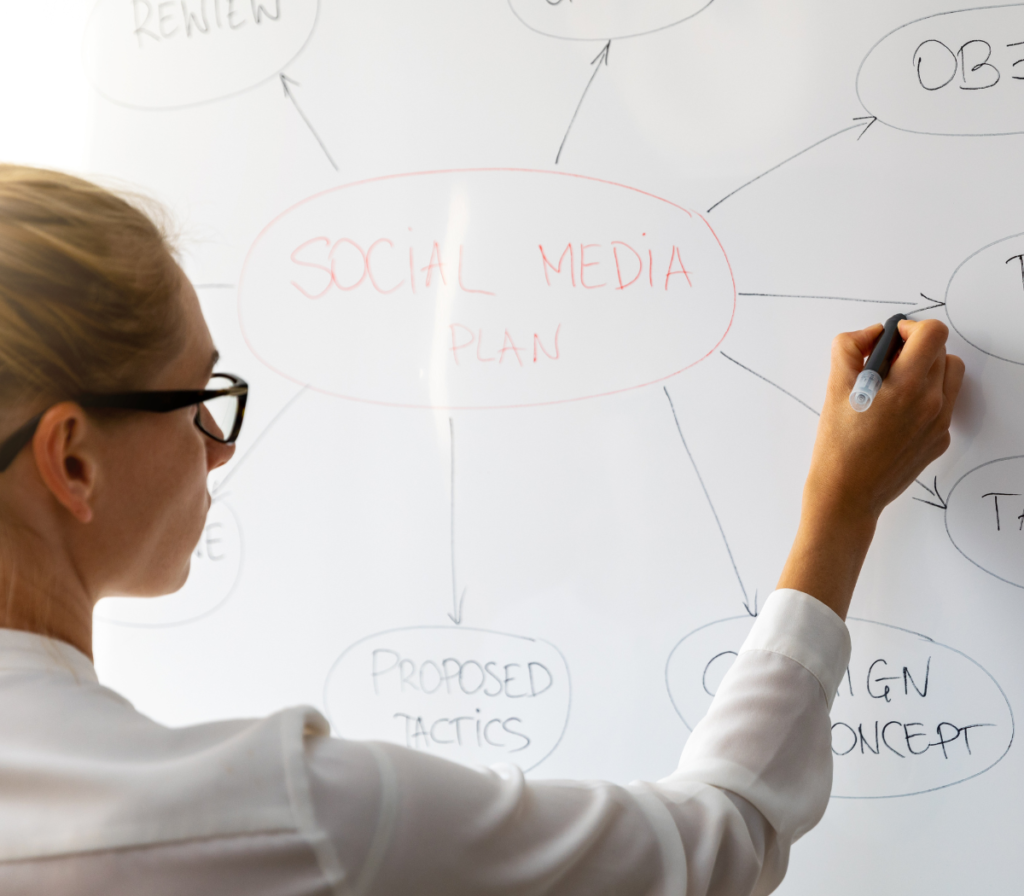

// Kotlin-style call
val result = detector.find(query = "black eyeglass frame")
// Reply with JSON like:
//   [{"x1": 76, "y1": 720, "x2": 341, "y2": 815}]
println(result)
[{"x1": 0, "y1": 373, "x2": 248, "y2": 473}]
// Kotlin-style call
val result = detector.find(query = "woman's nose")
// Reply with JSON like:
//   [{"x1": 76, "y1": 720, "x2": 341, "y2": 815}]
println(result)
[{"x1": 207, "y1": 438, "x2": 236, "y2": 472}]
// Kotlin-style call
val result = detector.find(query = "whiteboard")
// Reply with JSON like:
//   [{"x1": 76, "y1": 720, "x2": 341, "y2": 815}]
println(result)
[{"x1": 3, "y1": 1, "x2": 1024, "y2": 892}]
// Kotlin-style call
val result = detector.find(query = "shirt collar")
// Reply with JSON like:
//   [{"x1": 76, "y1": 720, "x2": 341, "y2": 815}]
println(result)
[{"x1": 0, "y1": 627, "x2": 97, "y2": 684}]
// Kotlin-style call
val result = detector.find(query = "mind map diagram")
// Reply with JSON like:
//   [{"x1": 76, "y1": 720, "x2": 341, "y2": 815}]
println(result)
[{"x1": 83, "y1": 0, "x2": 1024, "y2": 798}]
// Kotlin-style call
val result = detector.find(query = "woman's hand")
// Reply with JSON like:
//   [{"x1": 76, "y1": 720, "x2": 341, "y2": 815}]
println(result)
[
  {"x1": 777, "y1": 319, "x2": 965, "y2": 620},
  {"x1": 807, "y1": 319, "x2": 964, "y2": 523}
]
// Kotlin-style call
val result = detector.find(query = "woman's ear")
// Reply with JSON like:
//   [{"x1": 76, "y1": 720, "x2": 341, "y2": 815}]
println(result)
[{"x1": 31, "y1": 402, "x2": 96, "y2": 524}]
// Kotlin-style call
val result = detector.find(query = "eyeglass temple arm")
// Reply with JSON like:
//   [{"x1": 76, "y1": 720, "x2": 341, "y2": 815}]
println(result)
[{"x1": 0, "y1": 413, "x2": 44, "y2": 473}]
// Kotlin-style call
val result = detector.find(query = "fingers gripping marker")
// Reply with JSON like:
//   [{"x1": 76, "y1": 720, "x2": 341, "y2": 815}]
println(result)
[{"x1": 849, "y1": 313, "x2": 906, "y2": 412}]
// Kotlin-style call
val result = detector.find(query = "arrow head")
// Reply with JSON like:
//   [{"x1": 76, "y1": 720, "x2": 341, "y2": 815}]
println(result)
[
  {"x1": 742, "y1": 589, "x2": 759, "y2": 617},
  {"x1": 854, "y1": 115, "x2": 878, "y2": 140},
  {"x1": 592, "y1": 39, "x2": 611, "y2": 67},
  {"x1": 447, "y1": 587, "x2": 467, "y2": 625},
  {"x1": 911, "y1": 292, "x2": 946, "y2": 316},
  {"x1": 913, "y1": 475, "x2": 948, "y2": 511},
  {"x1": 280, "y1": 72, "x2": 300, "y2": 97}
]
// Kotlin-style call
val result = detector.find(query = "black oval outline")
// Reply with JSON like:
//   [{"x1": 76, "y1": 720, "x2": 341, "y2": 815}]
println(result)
[
  {"x1": 855, "y1": 3, "x2": 1024, "y2": 137},
  {"x1": 664, "y1": 613, "x2": 750, "y2": 731},
  {"x1": 702, "y1": 650, "x2": 738, "y2": 697},
  {"x1": 506, "y1": 0, "x2": 716, "y2": 42},
  {"x1": 665, "y1": 615, "x2": 1015, "y2": 799},
  {"x1": 945, "y1": 231, "x2": 1024, "y2": 365},
  {"x1": 323, "y1": 625, "x2": 572, "y2": 774},
  {"x1": 945, "y1": 453, "x2": 1024, "y2": 587},
  {"x1": 82, "y1": 0, "x2": 321, "y2": 112},
  {"x1": 94, "y1": 498, "x2": 244, "y2": 628}
]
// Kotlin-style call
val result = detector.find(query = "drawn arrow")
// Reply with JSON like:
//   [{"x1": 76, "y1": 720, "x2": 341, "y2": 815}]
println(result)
[
  {"x1": 448, "y1": 418, "x2": 466, "y2": 624},
  {"x1": 665, "y1": 387, "x2": 758, "y2": 616},
  {"x1": 853, "y1": 114, "x2": 879, "y2": 140},
  {"x1": 449, "y1": 587, "x2": 467, "y2": 625},
  {"x1": 910, "y1": 293, "x2": 946, "y2": 316},
  {"x1": 280, "y1": 73, "x2": 338, "y2": 171},
  {"x1": 913, "y1": 475, "x2": 948, "y2": 511},
  {"x1": 737, "y1": 291, "x2": 941, "y2": 313},
  {"x1": 720, "y1": 352, "x2": 820, "y2": 418},
  {"x1": 707, "y1": 115, "x2": 878, "y2": 214},
  {"x1": 738, "y1": 291, "x2": 915, "y2": 307},
  {"x1": 555, "y1": 40, "x2": 611, "y2": 165}
]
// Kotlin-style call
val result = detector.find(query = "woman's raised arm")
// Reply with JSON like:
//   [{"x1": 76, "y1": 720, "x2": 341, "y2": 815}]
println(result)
[{"x1": 778, "y1": 318, "x2": 964, "y2": 620}]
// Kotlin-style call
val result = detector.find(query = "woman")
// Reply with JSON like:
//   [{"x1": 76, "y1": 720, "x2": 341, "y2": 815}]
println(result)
[{"x1": 0, "y1": 165, "x2": 963, "y2": 895}]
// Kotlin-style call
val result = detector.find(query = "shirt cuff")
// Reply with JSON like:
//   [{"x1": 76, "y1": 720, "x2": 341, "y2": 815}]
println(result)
[{"x1": 740, "y1": 589, "x2": 851, "y2": 710}]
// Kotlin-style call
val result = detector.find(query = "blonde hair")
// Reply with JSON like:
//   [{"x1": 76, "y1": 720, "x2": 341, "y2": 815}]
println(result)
[{"x1": 0, "y1": 165, "x2": 184, "y2": 407}]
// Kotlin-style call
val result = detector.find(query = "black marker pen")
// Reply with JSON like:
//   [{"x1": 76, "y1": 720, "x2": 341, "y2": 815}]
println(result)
[{"x1": 849, "y1": 313, "x2": 907, "y2": 412}]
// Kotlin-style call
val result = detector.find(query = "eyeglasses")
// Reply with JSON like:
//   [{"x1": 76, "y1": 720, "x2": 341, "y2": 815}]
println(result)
[{"x1": 0, "y1": 373, "x2": 248, "y2": 473}]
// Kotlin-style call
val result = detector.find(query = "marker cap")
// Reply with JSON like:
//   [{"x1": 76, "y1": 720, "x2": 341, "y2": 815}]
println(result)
[{"x1": 849, "y1": 369, "x2": 882, "y2": 412}]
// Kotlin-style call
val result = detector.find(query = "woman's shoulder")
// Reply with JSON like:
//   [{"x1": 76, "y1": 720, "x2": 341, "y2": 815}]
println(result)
[{"x1": 0, "y1": 634, "x2": 332, "y2": 863}]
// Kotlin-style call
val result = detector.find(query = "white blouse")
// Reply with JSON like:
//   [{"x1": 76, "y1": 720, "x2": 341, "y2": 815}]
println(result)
[{"x1": 0, "y1": 589, "x2": 849, "y2": 895}]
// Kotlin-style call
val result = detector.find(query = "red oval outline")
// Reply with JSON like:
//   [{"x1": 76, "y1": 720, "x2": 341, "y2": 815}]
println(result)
[{"x1": 237, "y1": 168, "x2": 736, "y2": 410}]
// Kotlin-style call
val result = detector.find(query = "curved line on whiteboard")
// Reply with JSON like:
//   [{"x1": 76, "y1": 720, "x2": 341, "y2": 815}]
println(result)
[
  {"x1": 855, "y1": 3, "x2": 1024, "y2": 137},
  {"x1": 322, "y1": 625, "x2": 572, "y2": 774},
  {"x1": 944, "y1": 454, "x2": 1024, "y2": 589},
  {"x1": 665, "y1": 615, "x2": 1015, "y2": 799},
  {"x1": 944, "y1": 232, "x2": 1024, "y2": 367},
  {"x1": 94, "y1": 500, "x2": 245, "y2": 628},
  {"x1": 664, "y1": 614, "x2": 751, "y2": 732},
  {"x1": 82, "y1": 0, "x2": 322, "y2": 112},
  {"x1": 237, "y1": 167, "x2": 737, "y2": 410},
  {"x1": 834, "y1": 617, "x2": 1015, "y2": 800},
  {"x1": 505, "y1": 0, "x2": 717, "y2": 42}
]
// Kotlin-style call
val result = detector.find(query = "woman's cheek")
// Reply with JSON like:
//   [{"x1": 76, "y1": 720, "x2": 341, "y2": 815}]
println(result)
[{"x1": 166, "y1": 430, "x2": 208, "y2": 523}]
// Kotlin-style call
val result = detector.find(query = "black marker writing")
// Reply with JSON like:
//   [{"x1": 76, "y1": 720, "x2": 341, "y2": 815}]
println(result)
[
  {"x1": 393, "y1": 711, "x2": 531, "y2": 753},
  {"x1": 983, "y1": 491, "x2": 1020, "y2": 531},
  {"x1": 133, "y1": 0, "x2": 283, "y2": 48},
  {"x1": 832, "y1": 720, "x2": 993, "y2": 759},
  {"x1": 372, "y1": 649, "x2": 553, "y2": 699}
]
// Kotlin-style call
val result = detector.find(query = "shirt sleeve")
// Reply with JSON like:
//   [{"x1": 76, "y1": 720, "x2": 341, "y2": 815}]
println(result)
[{"x1": 304, "y1": 589, "x2": 851, "y2": 896}]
